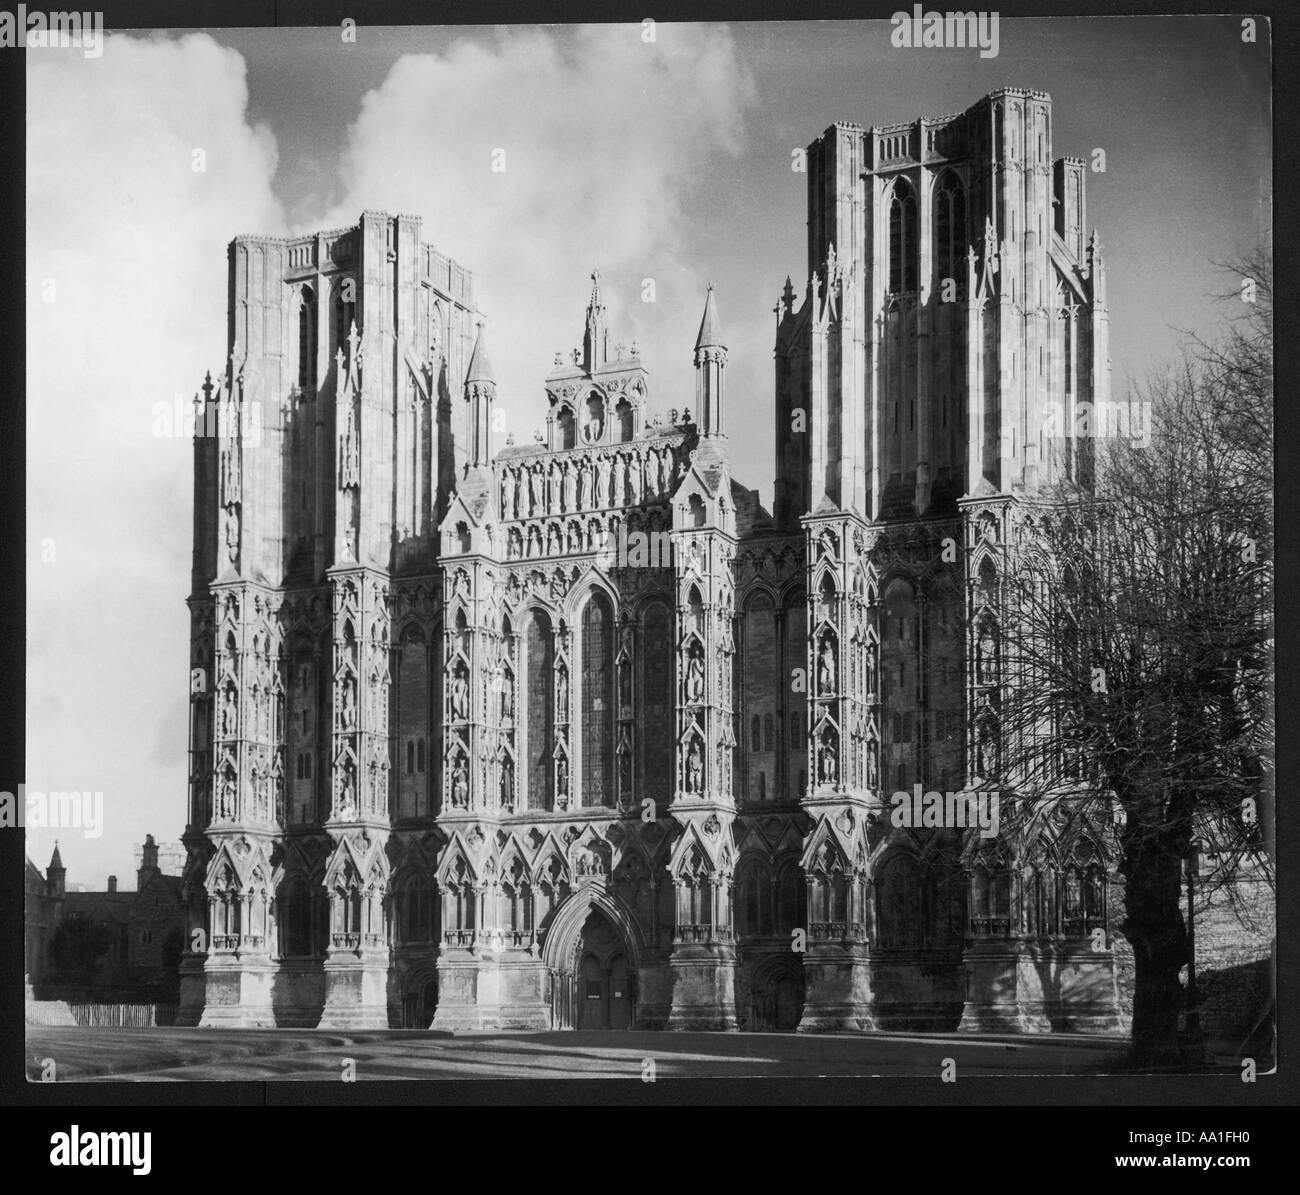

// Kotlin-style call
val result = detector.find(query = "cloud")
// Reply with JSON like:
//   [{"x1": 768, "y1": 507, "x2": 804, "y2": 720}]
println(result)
[
  {"x1": 26, "y1": 33, "x2": 286, "y2": 882},
  {"x1": 317, "y1": 23, "x2": 757, "y2": 439},
  {"x1": 22, "y1": 24, "x2": 757, "y2": 884}
]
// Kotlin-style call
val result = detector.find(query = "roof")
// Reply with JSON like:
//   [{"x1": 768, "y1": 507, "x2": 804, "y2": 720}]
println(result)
[
  {"x1": 695, "y1": 284, "x2": 724, "y2": 351},
  {"x1": 465, "y1": 323, "x2": 494, "y2": 385},
  {"x1": 62, "y1": 892, "x2": 133, "y2": 925}
]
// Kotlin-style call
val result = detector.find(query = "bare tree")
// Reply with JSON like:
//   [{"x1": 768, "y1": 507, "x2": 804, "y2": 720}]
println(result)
[{"x1": 990, "y1": 254, "x2": 1272, "y2": 1066}]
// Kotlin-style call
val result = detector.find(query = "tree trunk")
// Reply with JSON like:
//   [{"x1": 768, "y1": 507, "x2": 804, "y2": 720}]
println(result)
[{"x1": 1121, "y1": 818, "x2": 1190, "y2": 1066}]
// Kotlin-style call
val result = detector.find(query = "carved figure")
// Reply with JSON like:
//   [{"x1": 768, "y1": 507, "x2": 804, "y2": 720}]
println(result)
[
  {"x1": 686, "y1": 740, "x2": 703, "y2": 793},
  {"x1": 819, "y1": 637, "x2": 836, "y2": 693},
  {"x1": 685, "y1": 644, "x2": 705, "y2": 704}
]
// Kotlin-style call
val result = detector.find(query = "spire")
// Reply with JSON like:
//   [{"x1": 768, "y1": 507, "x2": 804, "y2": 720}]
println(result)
[
  {"x1": 695, "y1": 282, "x2": 724, "y2": 350},
  {"x1": 693, "y1": 284, "x2": 728, "y2": 437},
  {"x1": 582, "y1": 268, "x2": 607, "y2": 371},
  {"x1": 48, "y1": 841, "x2": 65, "y2": 900},
  {"x1": 464, "y1": 320, "x2": 496, "y2": 469},
  {"x1": 465, "y1": 321, "x2": 494, "y2": 385}
]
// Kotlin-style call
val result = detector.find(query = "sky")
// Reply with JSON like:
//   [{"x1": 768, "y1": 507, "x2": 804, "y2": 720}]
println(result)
[{"x1": 25, "y1": 17, "x2": 1271, "y2": 888}]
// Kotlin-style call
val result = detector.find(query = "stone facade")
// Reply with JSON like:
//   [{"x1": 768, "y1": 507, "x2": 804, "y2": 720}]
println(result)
[{"x1": 179, "y1": 89, "x2": 1125, "y2": 1034}]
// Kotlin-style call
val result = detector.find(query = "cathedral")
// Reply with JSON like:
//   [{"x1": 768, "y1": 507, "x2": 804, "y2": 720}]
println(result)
[{"x1": 178, "y1": 88, "x2": 1125, "y2": 1034}]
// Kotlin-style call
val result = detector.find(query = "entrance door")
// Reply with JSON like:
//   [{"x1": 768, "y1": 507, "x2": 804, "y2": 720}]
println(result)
[
  {"x1": 608, "y1": 954, "x2": 631, "y2": 1030},
  {"x1": 772, "y1": 974, "x2": 803, "y2": 1032},
  {"x1": 580, "y1": 953, "x2": 608, "y2": 1029},
  {"x1": 570, "y1": 909, "x2": 635, "y2": 1030}
]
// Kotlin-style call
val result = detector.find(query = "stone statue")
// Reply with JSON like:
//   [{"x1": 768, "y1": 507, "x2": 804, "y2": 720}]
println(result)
[
  {"x1": 548, "y1": 461, "x2": 561, "y2": 512},
  {"x1": 340, "y1": 676, "x2": 357, "y2": 728},
  {"x1": 578, "y1": 461, "x2": 591, "y2": 510},
  {"x1": 224, "y1": 508, "x2": 240, "y2": 562},
  {"x1": 977, "y1": 622, "x2": 997, "y2": 683},
  {"x1": 630, "y1": 454, "x2": 643, "y2": 504},
  {"x1": 819, "y1": 637, "x2": 836, "y2": 693},
  {"x1": 556, "y1": 756, "x2": 568, "y2": 798},
  {"x1": 686, "y1": 645, "x2": 705, "y2": 704},
  {"x1": 529, "y1": 466, "x2": 544, "y2": 516},
  {"x1": 338, "y1": 767, "x2": 357, "y2": 818},
  {"x1": 820, "y1": 739, "x2": 837, "y2": 785},
  {"x1": 499, "y1": 670, "x2": 514, "y2": 725},
  {"x1": 595, "y1": 456, "x2": 611, "y2": 507},
  {"x1": 563, "y1": 464, "x2": 577, "y2": 512},
  {"x1": 557, "y1": 667, "x2": 569, "y2": 714},
  {"x1": 450, "y1": 667, "x2": 469, "y2": 721},
  {"x1": 687, "y1": 740, "x2": 703, "y2": 793},
  {"x1": 218, "y1": 773, "x2": 234, "y2": 820},
  {"x1": 451, "y1": 758, "x2": 468, "y2": 807},
  {"x1": 613, "y1": 455, "x2": 627, "y2": 505},
  {"x1": 500, "y1": 757, "x2": 514, "y2": 810}
]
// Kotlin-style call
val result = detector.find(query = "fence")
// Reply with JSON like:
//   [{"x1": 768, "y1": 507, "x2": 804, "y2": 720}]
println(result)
[{"x1": 68, "y1": 1003, "x2": 178, "y2": 1028}]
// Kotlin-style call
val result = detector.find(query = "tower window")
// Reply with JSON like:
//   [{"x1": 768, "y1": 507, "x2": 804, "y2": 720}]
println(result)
[
  {"x1": 935, "y1": 173, "x2": 967, "y2": 292},
  {"x1": 889, "y1": 180, "x2": 918, "y2": 293},
  {"x1": 298, "y1": 286, "x2": 317, "y2": 392}
]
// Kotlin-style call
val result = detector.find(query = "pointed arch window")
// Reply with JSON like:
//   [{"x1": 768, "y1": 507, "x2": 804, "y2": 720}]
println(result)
[
  {"x1": 934, "y1": 172, "x2": 968, "y2": 291},
  {"x1": 526, "y1": 610, "x2": 555, "y2": 810},
  {"x1": 581, "y1": 594, "x2": 615, "y2": 807},
  {"x1": 331, "y1": 280, "x2": 355, "y2": 356},
  {"x1": 889, "y1": 180, "x2": 918, "y2": 294},
  {"x1": 298, "y1": 285, "x2": 317, "y2": 392}
]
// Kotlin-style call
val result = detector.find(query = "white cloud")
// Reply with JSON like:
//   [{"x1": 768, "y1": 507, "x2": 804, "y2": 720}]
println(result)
[
  {"x1": 318, "y1": 23, "x2": 757, "y2": 439},
  {"x1": 26, "y1": 33, "x2": 286, "y2": 884},
  {"x1": 23, "y1": 24, "x2": 758, "y2": 885}
]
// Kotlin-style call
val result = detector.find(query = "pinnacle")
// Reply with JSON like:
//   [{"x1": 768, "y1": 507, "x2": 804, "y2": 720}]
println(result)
[
  {"x1": 465, "y1": 321, "x2": 494, "y2": 385},
  {"x1": 695, "y1": 283, "x2": 724, "y2": 350}
]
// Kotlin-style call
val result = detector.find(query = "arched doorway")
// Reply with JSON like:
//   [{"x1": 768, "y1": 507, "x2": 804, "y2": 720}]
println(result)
[
  {"x1": 402, "y1": 969, "x2": 438, "y2": 1029},
  {"x1": 575, "y1": 910, "x2": 633, "y2": 1030},
  {"x1": 543, "y1": 891, "x2": 642, "y2": 1030},
  {"x1": 748, "y1": 957, "x2": 805, "y2": 1032}
]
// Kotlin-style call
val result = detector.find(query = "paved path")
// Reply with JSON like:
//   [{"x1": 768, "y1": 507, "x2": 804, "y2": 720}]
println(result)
[{"x1": 26, "y1": 1027, "x2": 1129, "y2": 1082}]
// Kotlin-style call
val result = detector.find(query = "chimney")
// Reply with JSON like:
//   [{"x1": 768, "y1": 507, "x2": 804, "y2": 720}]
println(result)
[
  {"x1": 138, "y1": 834, "x2": 160, "y2": 889},
  {"x1": 107, "y1": 875, "x2": 117, "y2": 893}
]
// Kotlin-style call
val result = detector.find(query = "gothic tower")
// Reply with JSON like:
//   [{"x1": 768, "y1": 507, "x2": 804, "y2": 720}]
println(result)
[
  {"x1": 773, "y1": 88, "x2": 1121, "y2": 1032},
  {"x1": 180, "y1": 89, "x2": 1122, "y2": 1036},
  {"x1": 180, "y1": 213, "x2": 476, "y2": 1028}
]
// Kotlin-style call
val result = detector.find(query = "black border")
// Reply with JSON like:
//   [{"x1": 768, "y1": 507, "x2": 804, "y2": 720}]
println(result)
[{"x1": 1, "y1": 0, "x2": 1294, "y2": 1119}]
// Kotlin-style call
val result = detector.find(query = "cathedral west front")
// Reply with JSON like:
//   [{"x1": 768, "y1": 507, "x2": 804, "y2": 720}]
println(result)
[{"x1": 178, "y1": 89, "x2": 1125, "y2": 1035}]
